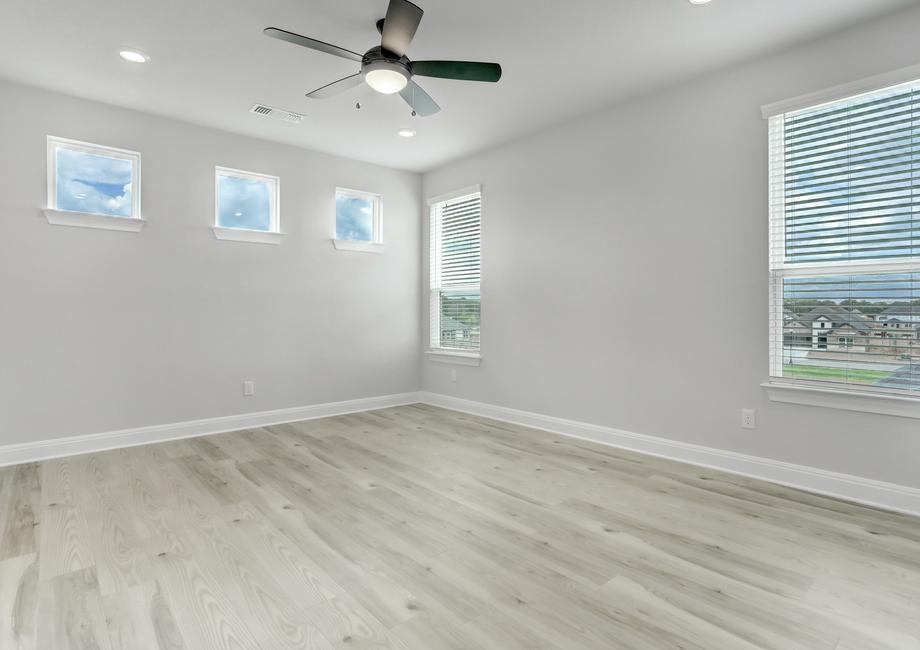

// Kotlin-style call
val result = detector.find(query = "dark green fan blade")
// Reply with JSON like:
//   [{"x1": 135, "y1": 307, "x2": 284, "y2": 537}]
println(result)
[{"x1": 411, "y1": 61, "x2": 502, "y2": 83}]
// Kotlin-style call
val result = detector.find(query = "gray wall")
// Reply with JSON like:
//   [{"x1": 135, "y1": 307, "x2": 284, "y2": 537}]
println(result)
[
  {"x1": 0, "y1": 79, "x2": 421, "y2": 444},
  {"x1": 422, "y1": 6, "x2": 920, "y2": 488}
]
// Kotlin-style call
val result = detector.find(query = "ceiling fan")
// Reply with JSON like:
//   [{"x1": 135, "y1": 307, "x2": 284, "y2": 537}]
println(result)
[{"x1": 264, "y1": 0, "x2": 502, "y2": 117}]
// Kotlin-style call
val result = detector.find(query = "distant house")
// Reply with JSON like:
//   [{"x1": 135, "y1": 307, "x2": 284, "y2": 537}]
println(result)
[
  {"x1": 784, "y1": 305, "x2": 919, "y2": 357},
  {"x1": 800, "y1": 306, "x2": 872, "y2": 352},
  {"x1": 876, "y1": 306, "x2": 920, "y2": 324},
  {"x1": 440, "y1": 315, "x2": 473, "y2": 344},
  {"x1": 782, "y1": 310, "x2": 813, "y2": 348}
]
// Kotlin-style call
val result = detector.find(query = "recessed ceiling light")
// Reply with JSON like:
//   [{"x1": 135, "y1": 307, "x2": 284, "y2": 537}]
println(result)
[
  {"x1": 397, "y1": 129, "x2": 416, "y2": 138},
  {"x1": 119, "y1": 50, "x2": 149, "y2": 64},
  {"x1": 234, "y1": 212, "x2": 243, "y2": 217},
  {"x1": 688, "y1": 0, "x2": 711, "y2": 4}
]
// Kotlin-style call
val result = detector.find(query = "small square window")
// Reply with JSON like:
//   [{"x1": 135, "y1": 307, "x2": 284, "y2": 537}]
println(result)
[
  {"x1": 47, "y1": 136, "x2": 141, "y2": 220},
  {"x1": 336, "y1": 188, "x2": 381, "y2": 243},
  {"x1": 215, "y1": 167, "x2": 280, "y2": 233}
]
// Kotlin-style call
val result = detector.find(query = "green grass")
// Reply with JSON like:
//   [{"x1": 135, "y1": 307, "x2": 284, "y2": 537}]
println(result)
[{"x1": 783, "y1": 364, "x2": 891, "y2": 384}]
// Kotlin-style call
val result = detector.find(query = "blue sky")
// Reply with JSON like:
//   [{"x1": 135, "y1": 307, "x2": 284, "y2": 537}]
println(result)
[
  {"x1": 336, "y1": 194, "x2": 374, "y2": 241},
  {"x1": 56, "y1": 149, "x2": 132, "y2": 217},
  {"x1": 217, "y1": 175, "x2": 272, "y2": 231}
]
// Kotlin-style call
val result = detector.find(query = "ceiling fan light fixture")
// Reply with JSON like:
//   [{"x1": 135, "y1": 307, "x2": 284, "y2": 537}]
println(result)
[{"x1": 364, "y1": 60, "x2": 409, "y2": 94}]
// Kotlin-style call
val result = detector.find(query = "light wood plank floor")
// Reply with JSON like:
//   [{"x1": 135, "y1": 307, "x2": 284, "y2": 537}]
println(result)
[{"x1": 1, "y1": 404, "x2": 919, "y2": 649}]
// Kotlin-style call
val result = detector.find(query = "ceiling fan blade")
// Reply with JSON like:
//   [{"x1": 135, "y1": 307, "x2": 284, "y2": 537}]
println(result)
[
  {"x1": 306, "y1": 73, "x2": 364, "y2": 99},
  {"x1": 264, "y1": 27, "x2": 363, "y2": 63},
  {"x1": 380, "y1": 0, "x2": 423, "y2": 57},
  {"x1": 411, "y1": 61, "x2": 502, "y2": 83},
  {"x1": 399, "y1": 80, "x2": 440, "y2": 117}
]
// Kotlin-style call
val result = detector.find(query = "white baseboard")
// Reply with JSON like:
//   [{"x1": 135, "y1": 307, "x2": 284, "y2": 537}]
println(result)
[
  {"x1": 420, "y1": 392, "x2": 920, "y2": 518},
  {"x1": 0, "y1": 392, "x2": 422, "y2": 468},
  {"x1": 5, "y1": 389, "x2": 918, "y2": 518}
]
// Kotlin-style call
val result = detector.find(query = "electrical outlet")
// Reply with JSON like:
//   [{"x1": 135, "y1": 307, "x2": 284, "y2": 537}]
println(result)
[
  {"x1": 741, "y1": 409, "x2": 756, "y2": 430},
  {"x1": 243, "y1": 380, "x2": 255, "y2": 396},
  {"x1": 450, "y1": 368, "x2": 457, "y2": 382}
]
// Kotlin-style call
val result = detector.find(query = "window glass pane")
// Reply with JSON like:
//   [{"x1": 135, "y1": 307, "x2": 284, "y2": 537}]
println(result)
[
  {"x1": 440, "y1": 292, "x2": 480, "y2": 351},
  {"x1": 217, "y1": 173, "x2": 272, "y2": 231},
  {"x1": 783, "y1": 87, "x2": 920, "y2": 264},
  {"x1": 336, "y1": 193, "x2": 375, "y2": 241},
  {"x1": 782, "y1": 274, "x2": 919, "y2": 392},
  {"x1": 55, "y1": 148, "x2": 133, "y2": 217}
]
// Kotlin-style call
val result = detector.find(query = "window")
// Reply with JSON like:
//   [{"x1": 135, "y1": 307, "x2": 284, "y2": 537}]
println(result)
[
  {"x1": 45, "y1": 136, "x2": 143, "y2": 231},
  {"x1": 333, "y1": 188, "x2": 383, "y2": 253},
  {"x1": 213, "y1": 167, "x2": 281, "y2": 244},
  {"x1": 429, "y1": 187, "x2": 481, "y2": 359},
  {"x1": 768, "y1": 79, "x2": 920, "y2": 401}
]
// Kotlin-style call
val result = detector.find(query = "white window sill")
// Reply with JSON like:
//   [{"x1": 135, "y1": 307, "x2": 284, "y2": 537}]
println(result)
[
  {"x1": 762, "y1": 380, "x2": 920, "y2": 419},
  {"x1": 213, "y1": 227, "x2": 283, "y2": 245},
  {"x1": 332, "y1": 239, "x2": 384, "y2": 254},
  {"x1": 43, "y1": 209, "x2": 145, "y2": 232},
  {"x1": 426, "y1": 350, "x2": 481, "y2": 366}
]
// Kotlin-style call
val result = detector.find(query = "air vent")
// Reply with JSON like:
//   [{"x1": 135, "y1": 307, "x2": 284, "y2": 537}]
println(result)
[{"x1": 249, "y1": 104, "x2": 305, "y2": 124}]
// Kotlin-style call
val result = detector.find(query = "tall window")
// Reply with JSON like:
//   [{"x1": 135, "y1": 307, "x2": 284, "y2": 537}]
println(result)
[
  {"x1": 768, "y1": 81, "x2": 920, "y2": 396},
  {"x1": 429, "y1": 188, "x2": 481, "y2": 354}
]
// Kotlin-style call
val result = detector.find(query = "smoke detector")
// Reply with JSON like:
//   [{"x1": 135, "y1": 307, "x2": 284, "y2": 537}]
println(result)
[{"x1": 249, "y1": 104, "x2": 305, "y2": 124}]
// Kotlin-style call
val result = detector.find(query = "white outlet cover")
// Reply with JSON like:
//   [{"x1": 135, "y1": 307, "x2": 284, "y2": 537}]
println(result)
[
  {"x1": 243, "y1": 380, "x2": 255, "y2": 396},
  {"x1": 741, "y1": 409, "x2": 756, "y2": 429}
]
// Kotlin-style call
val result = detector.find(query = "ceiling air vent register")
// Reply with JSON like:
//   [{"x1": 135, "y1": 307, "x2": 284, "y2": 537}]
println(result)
[{"x1": 249, "y1": 104, "x2": 305, "y2": 124}]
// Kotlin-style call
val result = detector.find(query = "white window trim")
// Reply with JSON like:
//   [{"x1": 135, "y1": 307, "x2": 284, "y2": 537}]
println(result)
[
  {"x1": 428, "y1": 185, "x2": 482, "y2": 360},
  {"x1": 762, "y1": 381, "x2": 920, "y2": 420},
  {"x1": 42, "y1": 209, "x2": 146, "y2": 232},
  {"x1": 427, "y1": 185, "x2": 482, "y2": 207},
  {"x1": 212, "y1": 227, "x2": 283, "y2": 245},
  {"x1": 213, "y1": 166, "x2": 282, "y2": 244},
  {"x1": 333, "y1": 187, "x2": 383, "y2": 251},
  {"x1": 763, "y1": 75, "x2": 920, "y2": 416},
  {"x1": 425, "y1": 350, "x2": 481, "y2": 366},
  {"x1": 761, "y1": 62, "x2": 920, "y2": 118},
  {"x1": 45, "y1": 136, "x2": 144, "y2": 231},
  {"x1": 332, "y1": 239, "x2": 384, "y2": 253}
]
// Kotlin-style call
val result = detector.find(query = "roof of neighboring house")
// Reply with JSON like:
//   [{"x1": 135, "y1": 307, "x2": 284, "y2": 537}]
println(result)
[
  {"x1": 440, "y1": 316, "x2": 468, "y2": 331},
  {"x1": 783, "y1": 311, "x2": 810, "y2": 329},
  {"x1": 879, "y1": 306, "x2": 919, "y2": 318},
  {"x1": 801, "y1": 306, "x2": 872, "y2": 334}
]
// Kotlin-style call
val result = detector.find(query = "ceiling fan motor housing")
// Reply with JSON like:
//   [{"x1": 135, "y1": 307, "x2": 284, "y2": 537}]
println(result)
[{"x1": 362, "y1": 47, "x2": 412, "y2": 94}]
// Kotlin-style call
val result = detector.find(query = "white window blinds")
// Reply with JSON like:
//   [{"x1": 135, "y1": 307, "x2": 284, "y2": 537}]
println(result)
[
  {"x1": 768, "y1": 81, "x2": 920, "y2": 395},
  {"x1": 430, "y1": 189, "x2": 481, "y2": 352}
]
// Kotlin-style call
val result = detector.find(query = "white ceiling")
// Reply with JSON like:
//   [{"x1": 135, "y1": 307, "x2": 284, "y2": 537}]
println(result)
[{"x1": 1, "y1": 0, "x2": 916, "y2": 172}]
